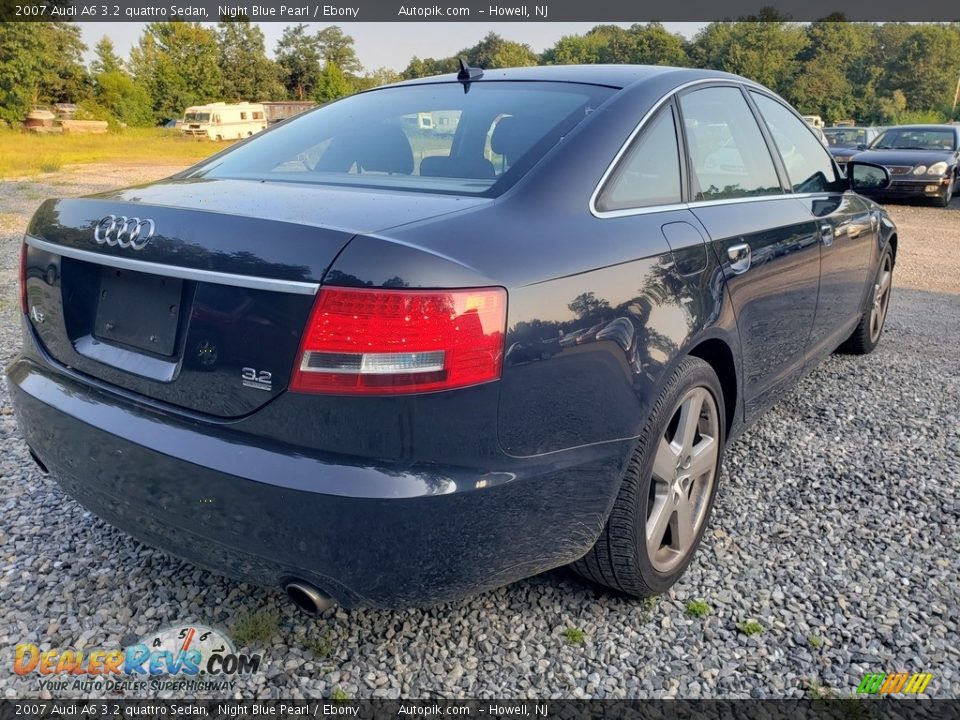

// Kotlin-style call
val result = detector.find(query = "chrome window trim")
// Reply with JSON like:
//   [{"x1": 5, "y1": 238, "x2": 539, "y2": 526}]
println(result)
[
  {"x1": 24, "y1": 235, "x2": 320, "y2": 296},
  {"x1": 590, "y1": 77, "x2": 798, "y2": 220},
  {"x1": 594, "y1": 192, "x2": 829, "y2": 219}
]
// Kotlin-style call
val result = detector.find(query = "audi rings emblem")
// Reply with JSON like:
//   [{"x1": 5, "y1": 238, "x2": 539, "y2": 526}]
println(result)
[{"x1": 93, "y1": 215, "x2": 156, "y2": 250}]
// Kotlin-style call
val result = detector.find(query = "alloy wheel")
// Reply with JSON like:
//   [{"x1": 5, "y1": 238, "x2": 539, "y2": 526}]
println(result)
[
  {"x1": 646, "y1": 386, "x2": 720, "y2": 573},
  {"x1": 870, "y1": 254, "x2": 893, "y2": 343}
]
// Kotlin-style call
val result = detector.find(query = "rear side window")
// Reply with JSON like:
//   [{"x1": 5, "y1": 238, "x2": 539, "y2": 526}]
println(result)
[
  {"x1": 190, "y1": 82, "x2": 615, "y2": 197},
  {"x1": 751, "y1": 92, "x2": 841, "y2": 193},
  {"x1": 597, "y1": 106, "x2": 682, "y2": 212},
  {"x1": 680, "y1": 86, "x2": 782, "y2": 201}
]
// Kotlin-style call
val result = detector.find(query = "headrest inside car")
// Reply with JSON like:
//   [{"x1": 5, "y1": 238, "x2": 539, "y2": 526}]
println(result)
[
  {"x1": 357, "y1": 124, "x2": 414, "y2": 175},
  {"x1": 490, "y1": 116, "x2": 546, "y2": 165}
]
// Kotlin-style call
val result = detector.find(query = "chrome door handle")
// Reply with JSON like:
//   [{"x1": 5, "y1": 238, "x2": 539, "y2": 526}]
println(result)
[
  {"x1": 727, "y1": 243, "x2": 751, "y2": 274},
  {"x1": 820, "y1": 223, "x2": 834, "y2": 246}
]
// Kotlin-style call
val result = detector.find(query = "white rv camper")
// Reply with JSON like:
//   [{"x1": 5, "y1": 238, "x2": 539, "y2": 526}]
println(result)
[{"x1": 180, "y1": 102, "x2": 267, "y2": 140}]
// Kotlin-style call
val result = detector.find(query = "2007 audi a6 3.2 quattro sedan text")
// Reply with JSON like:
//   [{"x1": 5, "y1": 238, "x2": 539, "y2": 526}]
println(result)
[{"x1": 8, "y1": 65, "x2": 898, "y2": 611}]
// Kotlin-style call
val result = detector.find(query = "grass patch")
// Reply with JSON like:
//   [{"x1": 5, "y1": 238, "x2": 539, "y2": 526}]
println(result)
[
  {"x1": 231, "y1": 610, "x2": 279, "y2": 646},
  {"x1": 737, "y1": 619, "x2": 764, "y2": 636},
  {"x1": 807, "y1": 634, "x2": 823, "y2": 649},
  {"x1": 561, "y1": 627, "x2": 587, "y2": 645},
  {"x1": 806, "y1": 680, "x2": 838, "y2": 700},
  {"x1": 0, "y1": 127, "x2": 229, "y2": 179},
  {"x1": 329, "y1": 687, "x2": 350, "y2": 701},
  {"x1": 685, "y1": 599, "x2": 711, "y2": 618},
  {"x1": 641, "y1": 596, "x2": 660, "y2": 613},
  {"x1": 305, "y1": 632, "x2": 334, "y2": 658}
]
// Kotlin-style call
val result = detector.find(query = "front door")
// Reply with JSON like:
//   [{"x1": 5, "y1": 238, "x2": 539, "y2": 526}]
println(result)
[
  {"x1": 747, "y1": 91, "x2": 877, "y2": 360},
  {"x1": 678, "y1": 85, "x2": 821, "y2": 420}
]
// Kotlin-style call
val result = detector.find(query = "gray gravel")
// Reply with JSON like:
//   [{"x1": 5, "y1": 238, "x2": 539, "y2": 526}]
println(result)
[{"x1": 0, "y1": 167, "x2": 958, "y2": 699}]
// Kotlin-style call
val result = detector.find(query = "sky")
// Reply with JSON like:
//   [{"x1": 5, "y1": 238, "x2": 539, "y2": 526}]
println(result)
[{"x1": 79, "y1": 22, "x2": 707, "y2": 72}]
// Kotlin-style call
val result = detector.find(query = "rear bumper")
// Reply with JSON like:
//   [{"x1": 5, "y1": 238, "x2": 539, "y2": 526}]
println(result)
[{"x1": 6, "y1": 354, "x2": 628, "y2": 608}]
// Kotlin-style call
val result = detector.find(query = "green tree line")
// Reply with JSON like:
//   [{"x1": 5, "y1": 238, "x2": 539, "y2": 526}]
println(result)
[{"x1": 2, "y1": 18, "x2": 959, "y2": 127}]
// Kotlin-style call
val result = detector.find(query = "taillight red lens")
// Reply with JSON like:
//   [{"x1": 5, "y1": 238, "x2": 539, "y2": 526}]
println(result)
[
  {"x1": 290, "y1": 286, "x2": 507, "y2": 395},
  {"x1": 19, "y1": 242, "x2": 27, "y2": 314}
]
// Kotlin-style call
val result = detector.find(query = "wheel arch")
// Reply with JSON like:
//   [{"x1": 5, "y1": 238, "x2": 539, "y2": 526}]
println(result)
[{"x1": 688, "y1": 337, "x2": 738, "y2": 438}]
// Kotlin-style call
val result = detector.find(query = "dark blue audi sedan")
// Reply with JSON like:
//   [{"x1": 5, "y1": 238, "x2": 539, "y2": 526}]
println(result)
[{"x1": 8, "y1": 65, "x2": 898, "y2": 611}]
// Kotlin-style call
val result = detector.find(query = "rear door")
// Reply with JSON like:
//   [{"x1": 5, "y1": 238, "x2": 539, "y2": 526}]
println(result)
[
  {"x1": 678, "y1": 84, "x2": 821, "y2": 420},
  {"x1": 748, "y1": 91, "x2": 877, "y2": 359}
]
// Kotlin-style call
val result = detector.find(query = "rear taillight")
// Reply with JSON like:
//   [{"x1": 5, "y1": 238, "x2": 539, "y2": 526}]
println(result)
[
  {"x1": 290, "y1": 286, "x2": 507, "y2": 395},
  {"x1": 19, "y1": 242, "x2": 27, "y2": 314}
]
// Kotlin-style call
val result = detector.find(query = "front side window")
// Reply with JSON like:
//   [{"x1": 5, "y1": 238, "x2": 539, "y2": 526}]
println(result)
[
  {"x1": 751, "y1": 92, "x2": 841, "y2": 193},
  {"x1": 597, "y1": 105, "x2": 682, "y2": 211},
  {"x1": 188, "y1": 82, "x2": 615, "y2": 197},
  {"x1": 679, "y1": 86, "x2": 782, "y2": 201}
]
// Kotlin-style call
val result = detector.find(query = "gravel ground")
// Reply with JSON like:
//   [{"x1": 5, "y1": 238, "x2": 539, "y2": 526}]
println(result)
[{"x1": 0, "y1": 165, "x2": 958, "y2": 700}]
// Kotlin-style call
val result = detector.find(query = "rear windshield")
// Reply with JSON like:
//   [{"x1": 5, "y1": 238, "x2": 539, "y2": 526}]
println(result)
[
  {"x1": 186, "y1": 81, "x2": 615, "y2": 196},
  {"x1": 871, "y1": 128, "x2": 957, "y2": 151}
]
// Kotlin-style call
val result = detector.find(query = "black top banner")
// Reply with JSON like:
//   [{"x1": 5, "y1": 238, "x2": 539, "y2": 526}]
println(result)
[{"x1": 2, "y1": 0, "x2": 960, "y2": 22}]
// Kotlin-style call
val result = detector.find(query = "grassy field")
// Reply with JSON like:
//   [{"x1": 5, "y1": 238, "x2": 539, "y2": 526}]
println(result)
[{"x1": 0, "y1": 128, "x2": 231, "y2": 180}]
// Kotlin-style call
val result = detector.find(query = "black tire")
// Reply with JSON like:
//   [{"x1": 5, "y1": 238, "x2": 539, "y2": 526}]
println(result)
[
  {"x1": 837, "y1": 246, "x2": 894, "y2": 355},
  {"x1": 937, "y1": 184, "x2": 953, "y2": 208},
  {"x1": 572, "y1": 356, "x2": 725, "y2": 597}
]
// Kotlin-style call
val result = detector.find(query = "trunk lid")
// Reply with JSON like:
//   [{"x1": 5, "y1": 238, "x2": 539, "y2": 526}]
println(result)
[{"x1": 23, "y1": 179, "x2": 487, "y2": 417}]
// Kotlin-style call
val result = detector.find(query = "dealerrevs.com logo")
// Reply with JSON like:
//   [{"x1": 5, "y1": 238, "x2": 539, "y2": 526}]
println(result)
[
  {"x1": 14, "y1": 625, "x2": 262, "y2": 694},
  {"x1": 856, "y1": 672, "x2": 934, "y2": 695}
]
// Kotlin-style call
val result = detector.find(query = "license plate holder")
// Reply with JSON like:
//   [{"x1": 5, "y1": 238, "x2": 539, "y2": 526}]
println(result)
[{"x1": 94, "y1": 268, "x2": 182, "y2": 356}]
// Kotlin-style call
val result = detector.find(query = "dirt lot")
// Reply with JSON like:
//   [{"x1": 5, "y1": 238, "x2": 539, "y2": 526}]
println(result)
[
  {"x1": 880, "y1": 200, "x2": 960, "y2": 294},
  {"x1": 0, "y1": 166, "x2": 957, "y2": 700}
]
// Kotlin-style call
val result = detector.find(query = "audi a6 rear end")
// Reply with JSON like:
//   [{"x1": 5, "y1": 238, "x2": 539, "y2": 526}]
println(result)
[{"x1": 8, "y1": 65, "x2": 896, "y2": 609}]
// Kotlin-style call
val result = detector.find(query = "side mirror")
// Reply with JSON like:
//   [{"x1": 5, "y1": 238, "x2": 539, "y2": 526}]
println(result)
[
  {"x1": 849, "y1": 162, "x2": 891, "y2": 191},
  {"x1": 856, "y1": 144, "x2": 867, "y2": 151}
]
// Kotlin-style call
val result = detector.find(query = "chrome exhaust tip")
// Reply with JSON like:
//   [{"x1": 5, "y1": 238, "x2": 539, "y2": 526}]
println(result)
[{"x1": 284, "y1": 580, "x2": 334, "y2": 615}]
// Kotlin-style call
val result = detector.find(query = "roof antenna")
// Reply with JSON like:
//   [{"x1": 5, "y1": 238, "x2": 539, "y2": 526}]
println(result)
[{"x1": 457, "y1": 57, "x2": 483, "y2": 92}]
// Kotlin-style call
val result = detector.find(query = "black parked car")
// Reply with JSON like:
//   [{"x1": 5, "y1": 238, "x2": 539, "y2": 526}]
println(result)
[
  {"x1": 823, "y1": 126, "x2": 881, "y2": 164},
  {"x1": 852, "y1": 124, "x2": 960, "y2": 207},
  {"x1": 8, "y1": 65, "x2": 898, "y2": 610}
]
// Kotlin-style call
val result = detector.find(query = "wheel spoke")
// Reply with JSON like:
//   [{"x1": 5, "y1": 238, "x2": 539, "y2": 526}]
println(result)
[
  {"x1": 687, "y1": 436, "x2": 718, "y2": 480},
  {"x1": 646, "y1": 494, "x2": 672, "y2": 557},
  {"x1": 878, "y1": 300, "x2": 888, "y2": 327},
  {"x1": 672, "y1": 496, "x2": 695, "y2": 551},
  {"x1": 878, "y1": 270, "x2": 891, "y2": 295},
  {"x1": 675, "y1": 390, "x2": 704, "y2": 455},
  {"x1": 653, "y1": 437, "x2": 679, "y2": 483}
]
